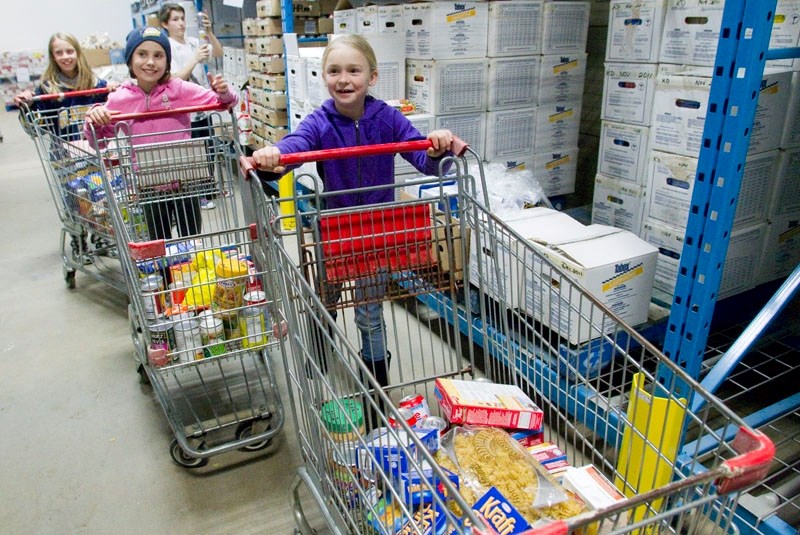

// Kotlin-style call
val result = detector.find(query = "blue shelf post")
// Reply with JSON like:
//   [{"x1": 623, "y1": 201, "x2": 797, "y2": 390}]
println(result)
[{"x1": 657, "y1": 0, "x2": 778, "y2": 400}]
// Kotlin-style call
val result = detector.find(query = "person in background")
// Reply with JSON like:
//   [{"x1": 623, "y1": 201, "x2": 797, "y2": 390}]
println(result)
[
  {"x1": 252, "y1": 34, "x2": 453, "y2": 422},
  {"x1": 159, "y1": 2, "x2": 224, "y2": 210},
  {"x1": 14, "y1": 32, "x2": 118, "y2": 263},
  {"x1": 84, "y1": 27, "x2": 237, "y2": 241}
]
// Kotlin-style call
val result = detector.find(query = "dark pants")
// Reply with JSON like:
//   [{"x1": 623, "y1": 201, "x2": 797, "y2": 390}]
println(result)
[{"x1": 144, "y1": 197, "x2": 202, "y2": 240}]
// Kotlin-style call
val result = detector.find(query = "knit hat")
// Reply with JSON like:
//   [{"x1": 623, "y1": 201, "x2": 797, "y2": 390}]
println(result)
[{"x1": 124, "y1": 27, "x2": 171, "y2": 66}]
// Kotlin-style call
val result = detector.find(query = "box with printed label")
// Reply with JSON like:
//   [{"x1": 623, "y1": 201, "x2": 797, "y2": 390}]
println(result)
[
  {"x1": 533, "y1": 101, "x2": 581, "y2": 153},
  {"x1": 606, "y1": 0, "x2": 667, "y2": 63},
  {"x1": 541, "y1": 1, "x2": 590, "y2": 55},
  {"x1": 358, "y1": 33, "x2": 405, "y2": 102},
  {"x1": 256, "y1": 17, "x2": 284, "y2": 36},
  {"x1": 601, "y1": 62, "x2": 657, "y2": 126},
  {"x1": 487, "y1": 0, "x2": 544, "y2": 57},
  {"x1": 592, "y1": 174, "x2": 647, "y2": 235},
  {"x1": 488, "y1": 56, "x2": 540, "y2": 110},
  {"x1": 598, "y1": 120, "x2": 650, "y2": 184},
  {"x1": 434, "y1": 112, "x2": 486, "y2": 162},
  {"x1": 286, "y1": 55, "x2": 308, "y2": 102},
  {"x1": 473, "y1": 487, "x2": 532, "y2": 535},
  {"x1": 484, "y1": 108, "x2": 537, "y2": 162},
  {"x1": 434, "y1": 378, "x2": 544, "y2": 430},
  {"x1": 355, "y1": 5, "x2": 378, "y2": 33},
  {"x1": 756, "y1": 211, "x2": 800, "y2": 285},
  {"x1": 356, "y1": 427, "x2": 438, "y2": 475},
  {"x1": 767, "y1": 0, "x2": 800, "y2": 69},
  {"x1": 305, "y1": 56, "x2": 325, "y2": 107},
  {"x1": 781, "y1": 71, "x2": 800, "y2": 149},
  {"x1": 561, "y1": 465, "x2": 628, "y2": 533},
  {"x1": 317, "y1": 16, "x2": 334, "y2": 35},
  {"x1": 532, "y1": 148, "x2": 578, "y2": 197},
  {"x1": 247, "y1": 53, "x2": 285, "y2": 74},
  {"x1": 659, "y1": 0, "x2": 724, "y2": 67},
  {"x1": 538, "y1": 53, "x2": 587, "y2": 105},
  {"x1": 375, "y1": 4, "x2": 403, "y2": 34},
  {"x1": 646, "y1": 150, "x2": 776, "y2": 231},
  {"x1": 256, "y1": 0, "x2": 282, "y2": 17},
  {"x1": 333, "y1": 8, "x2": 356, "y2": 33},
  {"x1": 406, "y1": 59, "x2": 488, "y2": 116},
  {"x1": 404, "y1": 1, "x2": 489, "y2": 60},
  {"x1": 769, "y1": 148, "x2": 800, "y2": 216},
  {"x1": 249, "y1": 73, "x2": 286, "y2": 92},
  {"x1": 395, "y1": 113, "x2": 435, "y2": 174}
]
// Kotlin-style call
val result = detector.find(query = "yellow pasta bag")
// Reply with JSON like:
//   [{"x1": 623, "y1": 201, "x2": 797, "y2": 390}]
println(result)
[{"x1": 183, "y1": 265, "x2": 216, "y2": 309}]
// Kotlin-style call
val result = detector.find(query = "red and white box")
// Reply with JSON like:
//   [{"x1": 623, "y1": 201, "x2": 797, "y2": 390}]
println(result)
[
  {"x1": 527, "y1": 442, "x2": 569, "y2": 473},
  {"x1": 434, "y1": 378, "x2": 544, "y2": 430}
]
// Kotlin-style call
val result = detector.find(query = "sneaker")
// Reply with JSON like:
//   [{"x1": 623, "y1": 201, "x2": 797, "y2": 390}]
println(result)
[
  {"x1": 200, "y1": 198, "x2": 216, "y2": 210},
  {"x1": 222, "y1": 190, "x2": 233, "y2": 198}
]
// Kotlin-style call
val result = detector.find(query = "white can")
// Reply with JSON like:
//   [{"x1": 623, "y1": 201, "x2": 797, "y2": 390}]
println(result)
[{"x1": 174, "y1": 319, "x2": 203, "y2": 362}]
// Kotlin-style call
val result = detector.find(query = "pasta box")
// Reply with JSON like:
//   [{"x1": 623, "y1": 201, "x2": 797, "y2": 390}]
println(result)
[
  {"x1": 357, "y1": 427, "x2": 438, "y2": 476},
  {"x1": 400, "y1": 461, "x2": 459, "y2": 506},
  {"x1": 472, "y1": 487, "x2": 532, "y2": 535},
  {"x1": 434, "y1": 378, "x2": 544, "y2": 430}
]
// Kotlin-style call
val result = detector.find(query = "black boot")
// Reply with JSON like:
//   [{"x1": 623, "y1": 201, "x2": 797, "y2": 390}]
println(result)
[{"x1": 360, "y1": 352, "x2": 391, "y2": 431}]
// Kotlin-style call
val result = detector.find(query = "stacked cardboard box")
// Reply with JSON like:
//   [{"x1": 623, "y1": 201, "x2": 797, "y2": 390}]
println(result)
[
  {"x1": 0, "y1": 50, "x2": 47, "y2": 109},
  {"x1": 594, "y1": 0, "x2": 800, "y2": 300}
]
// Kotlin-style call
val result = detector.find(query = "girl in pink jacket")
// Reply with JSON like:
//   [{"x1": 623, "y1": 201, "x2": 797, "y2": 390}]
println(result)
[{"x1": 85, "y1": 27, "x2": 237, "y2": 240}]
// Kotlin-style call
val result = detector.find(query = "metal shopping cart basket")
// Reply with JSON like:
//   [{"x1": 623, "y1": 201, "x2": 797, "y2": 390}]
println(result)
[
  {"x1": 243, "y1": 137, "x2": 775, "y2": 534},
  {"x1": 94, "y1": 105, "x2": 284, "y2": 467},
  {"x1": 20, "y1": 88, "x2": 125, "y2": 291}
]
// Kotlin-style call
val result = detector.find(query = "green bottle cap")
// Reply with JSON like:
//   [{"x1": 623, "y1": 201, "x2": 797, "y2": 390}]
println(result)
[{"x1": 320, "y1": 398, "x2": 364, "y2": 435}]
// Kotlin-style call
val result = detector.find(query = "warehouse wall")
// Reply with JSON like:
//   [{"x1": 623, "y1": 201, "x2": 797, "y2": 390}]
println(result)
[{"x1": 0, "y1": 0, "x2": 131, "y2": 52}]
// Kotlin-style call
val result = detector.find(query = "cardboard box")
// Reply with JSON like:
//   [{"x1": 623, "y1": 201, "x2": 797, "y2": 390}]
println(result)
[
  {"x1": 249, "y1": 73, "x2": 286, "y2": 92},
  {"x1": 243, "y1": 18, "x2": 259, "y2": 37},
  {"x1": 317, "y1": 16, "x2": 334, "y2": 35},
  {"x1": 606, "y1": 0, "x2": 667, "y2": 63},
  {"x1": 659, "y1": 0, "x2": 724, "y2": 67},
  {"x1": 247, "y1": 53, "x2": 285, "y2": 74},
  {"x1": 756, "y1": 211, "x2": 800, "y2": 285},
  {"x1": 360, "y1": 33, "x2": 405, "y2": 102},
  {"x1": 541, "y1": 1, "x2": 590, "y2": 55},
  {"x1": 357, "y1": 4, "x2": 404, "y2": 34},
  {"x1": 769, "y1": 148, "x2": 800, "y2": 216},
  {"x1": 355, "y1": 5, "x2": 378, "y2": 33},
  {"x1": 255, "y1": 35, "x2": 284, "y2": 56},
  {"x1": 257, "y1": 17, "x2": 284, "y2": 36},
  {"x1": 561, "y1": 465, "x2": 627, "y2": 534},
  {"x1": 256, "y1": 0, "x2": 282, "y2": 17},
  {"x1": 84, "y1": 49, "x2": 111, "y2": 68},
  {"x1": 289, "y1": 98, "x2": 311, "y2": 131},
  {"x1": 534, "y1": 101, "x2": 581, "y2": 153},
  {"x1": 538, "y1": 53, "x2": 587, "y2": 105},
  {"x1": 598, "y1": 120, "x2": 650, "y2": 184},
  {"x1": 592, "y1": 174, "x2": 647, "y2": 235},
  {"x1": 601, "y1": 62, "x2": 657, "y2": 126},
  {"x1": 333, "y1": 8, "x2": 356, "y2": 34},
  {"x1": 294, "y1": 0, "x2": 321, "y2": 17},
  {"x1": 487, "y1": 0, "x2": 544, "y2": 57},
  {"x1": 767, "y1": 0, "x2": 800, "y2": 69},
  {"x1": 781, "y1": 71, "x2": 800, "y2": 149},
  {"x1": 488, "y1": 56, "x2": 540, "y2": 110},
  {"x1": 404, "y1": 2, "x2": 489, "y2": 60},
  {"x1": 484, "y1": 108, "x2": 537, "y2": 162},
  {"x1": 406, "y1": 58, "x2": 488, "y2": 116},
  {"x1": 286, "y1": 55, "x2": 308, "y2": 102},
  {"x1": 357, "y1": 426, "x2": 438, "y2": 475},
  {"x1": 434, "y1": 112, "x2": 487, "y2": 162},
  {"x1": 646, "y1": 150, "x2": 776, "y2": 231},
  {"x1": 394, "y1": 113, "x2": 436, "y2": 174},
  {"x1": 305, "y1": 56, "x2": 325, "y2": 107},
  {"x1": 434, "y1": 378, "x2": 544, "y2": 430},
  {"x1": 532, "y1": 148, "x2": 578, "y2": 197}
]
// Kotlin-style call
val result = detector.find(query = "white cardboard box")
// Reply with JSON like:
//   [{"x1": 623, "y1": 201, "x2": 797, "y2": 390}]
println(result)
[
  {"x1": 780, "y1": 71, "x2": 800, "y2": 149},
  {"x1": 601, "y1": 62, "x2": 658, "y2": 125},
  {"x1": 541, "y1": 1, "x2": 590, "y2": 55},
  {"x1": 659, "y1": 0, "x2": 724, "y2": 67},
  {"x1": 592, "y1": 173, "x2": 648, "y2": 235},
  {"x1": 406, "y1": 58, "x2": 489, "y2": 116},
  {"x1": 643, "y1": 219, "x2": 763, "y2": 299},
  {"x1": 756, "y1": 211, "x2": 800, "y2": 285},
  {"x1": 356, "y1": 5, "x2": 378, "y2": 34},
  {"x1": 769, "y1": 148, "x2": 800, "y2": 217},
  {"x1": 645, "y1": 150, "x2": 776, "y2": 231},
  {"x1": 605, "y1": 0, "x2": 668, "y2": 63},
  {"x1": 404, "y1": 2, "x2": 489, "y2": 60},
  {"x1": 487, "y1": 0, "x2": 544, "y2": 57},
  {"x1": 305, "y1": 56, "x2": 326, "y2": 108},
  {"x1": 534, "y1": 101, "x2": 582, "y2": 153},
  {"x1": 377, "y1": 4, "x2": 404, "y2": 34},
  {"x1": 532, "y1": 148, "x2": 578, "y2": 197},
  {"x1": 538, "y1": 53, "x2": 587, "y2": 105},
  {"x1": 333, "y1": 8, "x2": 356, "y2": 34},
  {"x1": 484, "y1": 108, "x2": 537, "y2": 161},
  {"x1": 488, "y1": 56, "x2": 541, "y2": 110},
  {"x1": 394, "y1": 112, "x2": 436, "y2": 175},
  {"x1": 286, "y1": 55, "x2": 308, "y2": 102},
  {"x1": 767, "y1": 0, "x2": 800, "y2": 70},
  {"x1": 434, "y1": 112, "x2": 487, "y2": 160},
  {"x1": 598, "y1": 120, "x2": 650, "y2": 184}
]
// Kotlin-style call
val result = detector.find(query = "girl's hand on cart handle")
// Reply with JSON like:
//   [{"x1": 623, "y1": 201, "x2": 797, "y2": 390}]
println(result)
[
  {"x1": 13, "y1": 90, "x2": 33, "y2": 106},
  {"x1": 85, "y1": 105, "x2": 118, "y2": 126},
  {"x1": 207, "y1": 73, "x2": 229, "y2": 96},
  {"x1": 252, "y1": 146, "x2": 285, "y2": 174},
  {"x1": 107, "y1": 81, "x2": 121, "y2": 92},
  {"x1": 426, "y1": 129, "x2": 454, "y2": 158}
]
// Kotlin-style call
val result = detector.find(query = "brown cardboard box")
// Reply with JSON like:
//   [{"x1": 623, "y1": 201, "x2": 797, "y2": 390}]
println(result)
[
  {"x1": 257, "y1": 17, "x2": 284, "y2": 36},
  {"x1": 256, "y1": 36, "x2": 284, "y2": 56},
  {"x1": 256, "y1": 0, "x2": 282, "y2": 18},
  {"x1": 242, "y1": 18, "x2": 259, "y2": 37},
  {"x1": 317, "y1": 17, "x2": 334, "y2": 35},
  {"x1": 294, "y1": 0, "x2": 321, "y2": 17},
  {"x1": 84, "y1": 49, "x2": 111, "y2": 68},
  {"x1": 249, "y1": 73, "x2": 287, "y2": 92}
]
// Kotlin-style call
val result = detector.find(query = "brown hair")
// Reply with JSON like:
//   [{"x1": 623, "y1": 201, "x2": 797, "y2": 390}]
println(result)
[
  {"x1": 40, "y1": 33, "x2": 96, "y2": 94},
  {"x1": 158, "y1": 2, "x2": 185, "y2": 26},
  {"x1": 322, "y1": 34, "x2": 378, "y2": 73}
]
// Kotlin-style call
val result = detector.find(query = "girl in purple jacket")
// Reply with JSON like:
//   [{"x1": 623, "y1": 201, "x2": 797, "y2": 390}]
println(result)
[
  {"x1": 85, "y1": 27, "x2": 237, "y2": 240},
  {"x1": 253, "y1": 35, "x2": 453, "y2": 416}
]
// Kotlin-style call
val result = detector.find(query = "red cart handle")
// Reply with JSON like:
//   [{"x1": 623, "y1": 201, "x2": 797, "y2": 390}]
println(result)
[
  {"x1": 27, "y1": 87, "x2": 112, "y2": 102},
  {"x1": 109, "y1": 103, "x2": 231, "y2": 122},
  {"x1": 241, "y1": 135, "x2": 469, "y2": 173}
]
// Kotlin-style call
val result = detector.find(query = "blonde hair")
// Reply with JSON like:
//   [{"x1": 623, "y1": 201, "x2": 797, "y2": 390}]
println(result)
[
  {"x1": 321, "y1": 34, "x2": 378, "y2": 73},
  {"x1": 40, "y1": 33, "x2": 96, "y2": 94}
]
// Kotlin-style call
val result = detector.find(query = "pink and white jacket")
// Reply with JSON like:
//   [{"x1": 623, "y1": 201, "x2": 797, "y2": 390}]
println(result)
[{"x1": 84, "y1": 78, "x2": 237, "y2": 146}]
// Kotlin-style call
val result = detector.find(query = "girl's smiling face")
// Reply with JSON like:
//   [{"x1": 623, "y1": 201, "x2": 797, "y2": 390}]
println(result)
[
  {"x1": 323, "y1": 46, "x2": 377, "y2": 120},
  {"x1": 51, "y1": 38, "x2": 78, "y2": 77},
  {"x1": 130, "y1": 41, "x2": 167, "y2": 92}
]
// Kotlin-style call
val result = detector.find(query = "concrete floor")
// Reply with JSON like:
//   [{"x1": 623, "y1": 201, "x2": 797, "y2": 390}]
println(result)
[{"x1": 0, "y1": 110, "x2": 312, "y2": 534}]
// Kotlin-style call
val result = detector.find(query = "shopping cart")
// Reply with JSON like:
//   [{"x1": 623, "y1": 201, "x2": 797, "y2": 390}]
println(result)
[
  {"x1": 20, "y1": 88, "x2": 125, "y2": 291},
  {"x1": 242, "y1": 139, "x2": 774, "y2": 534},
  {"x1": 95, "y1": 106, "x2": 284, "y2": 467}
]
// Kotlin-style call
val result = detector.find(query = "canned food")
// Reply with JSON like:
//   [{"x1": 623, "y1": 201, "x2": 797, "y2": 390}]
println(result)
[
  {"x1": 174, "y1": 319, "x2": 203, "y2": 362},
  {"x1": 141, "y1": 274, "x2": 165, "y2": 320},
  {"x1": 417, "y1": 415, "x2": 447, "y2": 449},
  {"x1": 388, "y1": 407, "x2": 418, "y2": 428},
  {"x1": 148, "y1": 320, "x2": 175, "y2": 360},
  {"x1": 240, "y1": 306, "x2": 267, "y2": 348},
  {"x1": 198, "y1": 311, "x2": 226, "y2": 358},
  {"x1": 398, "y1": 394, "x2": 430, "y2": 424}
]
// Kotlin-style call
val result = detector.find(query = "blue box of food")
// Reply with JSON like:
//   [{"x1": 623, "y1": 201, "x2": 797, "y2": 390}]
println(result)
[
  {"x1": 472, "y1": 487, "x2": 531, "y2": 535},
  {"x1": 401, "y1": 461, "x2": 459, "y2": 506},
  {"x1": 357, "y1": 427, "x2": 438, "y2": 476}
]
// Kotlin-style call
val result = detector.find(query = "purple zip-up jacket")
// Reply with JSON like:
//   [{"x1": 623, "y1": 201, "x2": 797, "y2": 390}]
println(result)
[{"x1": 259, "y1": 96, "x2": 451, "y2": 209}]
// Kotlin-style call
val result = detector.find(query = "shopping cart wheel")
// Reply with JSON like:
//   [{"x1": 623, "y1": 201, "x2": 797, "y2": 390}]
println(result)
[
  {"x1": 235, "y1": 419, "x2": 273, "y2": 452},
  {"x1": 65, "y1": 269, "x2": 76, "y2": 289},
  {"x1": 136, "y1": 363, "x2": 150, "y2": 385},
  {"x1": 169, "y1": 439, "x2": 208, "y2": 468}
]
